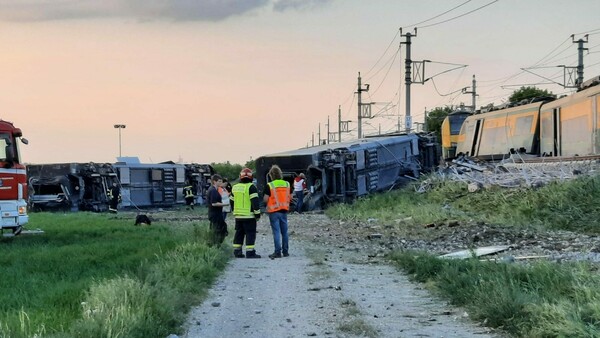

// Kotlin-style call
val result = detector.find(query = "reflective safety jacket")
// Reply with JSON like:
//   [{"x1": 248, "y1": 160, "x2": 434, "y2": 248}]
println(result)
[
  {"x1": 266, "y1": 179, "x2": 290, "y2": 213},
  {"x1": 107, "y1": 186, "x2": 121, "y2": 201},
  {"x1": 232, "y1": 182, "x2": 260, "y2": 219},
  {"x1": 183, "y1": 185, "x2": 194, "y2": 198}
]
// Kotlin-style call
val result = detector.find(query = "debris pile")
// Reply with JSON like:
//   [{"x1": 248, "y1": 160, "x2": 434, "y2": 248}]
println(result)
[{"x1": 417, "y1": 155, "x2": 600, "y2": 193}]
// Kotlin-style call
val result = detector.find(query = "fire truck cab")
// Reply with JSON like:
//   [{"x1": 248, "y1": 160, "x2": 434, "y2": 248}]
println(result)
[{"x1": 0, "y1": 120, "x2": 28, "y2": 236}]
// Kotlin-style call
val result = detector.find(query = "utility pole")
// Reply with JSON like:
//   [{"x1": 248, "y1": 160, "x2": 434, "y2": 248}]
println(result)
[
  {"x1": 402, "y1": 29, "x2": 415, "y2": 132},
  {"x1": 462, "y1": 75, "x2": 478, "y2": 112},
  {"x1": 318, "y1": 123, "x2": 321, "y2": 145},
  {"x1": 560, "y1": 34, "x2": 588, "y2": 88},
  {"x1": 326, "y1": 116, "x2": 330, "y2": 144},
  {"x1": 356, "y1": 72, "x2": 370, "y2": 138},
  {"x1": 338, "y1": 106, "x2": 342, "y2": 142},
  {"x1": 401, "y1": 28, "x2": 426, "y2": 133},
  {"x1": 338, "y1": 105, "x2": 351, "y2": 142},
  {"x1": 311, "y1": 132, "x2": 314, "y2": 147},
  {"x1": 575, "y1": 35, "x2": 588, "y2": 88}
]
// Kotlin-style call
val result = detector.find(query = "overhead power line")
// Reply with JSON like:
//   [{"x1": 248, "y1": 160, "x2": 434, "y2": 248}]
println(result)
[
  {"x1": 417, "y1": 0, "x2": 499, "y2": 29},
  {"x1": 403, "y1": 0, "x2": 472, "y2": 28},
  {"x1": 364, "y1": 29, "x2": 400, "y2": 77}
]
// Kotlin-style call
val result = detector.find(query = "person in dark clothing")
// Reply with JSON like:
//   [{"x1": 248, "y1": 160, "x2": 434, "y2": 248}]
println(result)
[
  {"x1": 183, "y1": 181, "x2": 195, "y2": 210},
  {"x1": 206, "y1": 174, "x2": 228, "y2": 246},
  {"x1": 107, "y1": 182, "x2": 120, "y2": 213},
  {"x1": 232, "y1": 168, "x2": 262, "y2": 258}
]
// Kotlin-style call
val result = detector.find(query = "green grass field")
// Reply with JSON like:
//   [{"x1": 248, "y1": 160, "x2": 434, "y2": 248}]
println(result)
[
  {"x1": 0, "y1": 211, "x2": 228, "y2": 338},
  {"x1": 327, "y1": 175, "x2": 600, "y2": 337}
]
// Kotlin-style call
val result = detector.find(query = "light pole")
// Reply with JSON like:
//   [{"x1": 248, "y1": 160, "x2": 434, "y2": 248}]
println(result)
[{"x1": 114, "y1": 124, "x2": 126, "y2": 157}]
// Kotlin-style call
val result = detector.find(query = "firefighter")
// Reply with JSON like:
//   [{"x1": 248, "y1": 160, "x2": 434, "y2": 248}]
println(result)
[
  {"x1": 232, "y1": 168, "x2": 262, "y2": 258},
  {"x1": 107, "y1": 182, "x2": 121, "y2": 213},
  {"x1": 183, "y1": 181, "x2": 195, "y2": 210},
  {"x1": 263, "y1": 165, "x2": 291, "y2": 259}
]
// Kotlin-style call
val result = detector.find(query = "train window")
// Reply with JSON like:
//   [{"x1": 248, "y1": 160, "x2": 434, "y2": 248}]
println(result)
[
  {"x1": 515, "y1": 115, "x2": 533, "y2": 136},
  {"x1": 450, "y1": 115, "x2": 468, "y2": 135}
]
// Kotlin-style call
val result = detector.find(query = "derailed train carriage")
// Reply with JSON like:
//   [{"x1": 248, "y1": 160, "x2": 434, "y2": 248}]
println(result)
[
  {"x1": 255, "y1": 133, "x2": 439, "y2": 211},
  {"x1": 27, "y1": 159, "x2": 215, "y2": 211},
  {"x1": 28, "y1": 162, "x2": 118, "y2": 212}
]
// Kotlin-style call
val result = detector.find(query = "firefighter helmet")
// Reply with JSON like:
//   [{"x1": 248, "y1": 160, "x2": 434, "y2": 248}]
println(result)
[{"x1": 240, "y1": 168, "x2": 253, "y2": 180}]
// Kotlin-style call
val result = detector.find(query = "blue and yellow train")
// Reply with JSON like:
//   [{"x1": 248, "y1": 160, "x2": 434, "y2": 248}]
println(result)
[{"x1": 442, "y1": 76, "x2": 600, "y2": 160}]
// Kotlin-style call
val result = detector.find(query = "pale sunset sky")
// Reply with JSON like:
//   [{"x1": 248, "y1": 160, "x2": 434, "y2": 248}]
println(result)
[{"x1": 1, "y1": 0, "x2": 599, "y2": 165}]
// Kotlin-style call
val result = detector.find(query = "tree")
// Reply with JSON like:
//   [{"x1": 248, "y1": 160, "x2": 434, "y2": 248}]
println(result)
[
  {"x1": 211, "y1": 161, "x2": 243, "y2": 181},
  {"x1": 509, "y1": 86, "x2": 556, "y2": 103},
  {"x1": 211, "y1": 159, "x2": 256, "y2": 181},
  {"x1": 425, "y1": 106, "x2": 454, "y2": 140}
]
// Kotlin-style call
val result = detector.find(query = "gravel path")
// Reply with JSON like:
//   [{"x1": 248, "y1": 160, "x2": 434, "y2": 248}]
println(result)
[{"x1": 183, "y1": 216, "x2": 502, "y2": 338}]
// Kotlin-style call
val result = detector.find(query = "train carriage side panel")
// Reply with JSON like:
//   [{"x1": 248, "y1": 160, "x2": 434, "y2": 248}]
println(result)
[
  {"x1": 540, "y1": 83, "x2": 600, "y2": 157},
  {"x1": 456, "y1": 102, "x2": 541, "y2": 159},
  {"x1": 476, "y1": 103, "x2": 541, "y2": 159},
  {"x1": 560, "y1": 99, "x2": 593, "y2": 156}
]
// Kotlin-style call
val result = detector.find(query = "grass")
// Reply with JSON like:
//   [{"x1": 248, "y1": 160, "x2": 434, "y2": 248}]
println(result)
[
  {"x1": 326, "y1": 174, "x2": 600, "y2": 234},
  {"x1": 389, "y1": 251, "x2": 600, "y2": 337},
  {"x1": 0, "y1": 212, "x2": 228, "y2": 338},
  {"x1": 324, "y1": 173, "x2": 600, "y2": 337}
]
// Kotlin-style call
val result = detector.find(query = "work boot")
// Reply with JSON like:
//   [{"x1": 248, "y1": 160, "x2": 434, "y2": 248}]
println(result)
[
  {"x1": 268, "y1": 253, "x2": 282, "y2": 259},
  {"x1": 233, "y1": 249, "x2": 244, "y2": 258},
  {"x1": 282, "y1": 252, "x2": 289, "y2": 257},
  {"x1": 245, "y1": 250, "x2": 261, "y2": 259}
]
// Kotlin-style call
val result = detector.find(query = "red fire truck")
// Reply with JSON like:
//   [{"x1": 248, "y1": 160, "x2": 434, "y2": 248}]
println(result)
[{"x1": 0, "y1": 120, "x2": 28, "y2": 236}]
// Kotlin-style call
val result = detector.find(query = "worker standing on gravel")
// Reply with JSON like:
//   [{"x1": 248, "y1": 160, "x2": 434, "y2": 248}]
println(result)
[
  {"x1": 293, "y1": 172, "x2": 306, "y2": 213},
  {"x1": 263, "y1": 165, "x2": 291, "y2": 259},
  {"x1": 231, "y1": 168, "x2": 262, "y2": 258}
]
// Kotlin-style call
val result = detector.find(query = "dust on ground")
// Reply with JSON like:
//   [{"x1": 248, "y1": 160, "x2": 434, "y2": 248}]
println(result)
[{"x1": 182, "y1": 213, "x2": 505, "y2": 338}]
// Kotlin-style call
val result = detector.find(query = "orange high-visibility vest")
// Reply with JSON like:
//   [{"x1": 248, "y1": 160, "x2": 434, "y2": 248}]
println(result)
[{"x1": 266, "y1": 179, "x2": 290, "y2": 213}]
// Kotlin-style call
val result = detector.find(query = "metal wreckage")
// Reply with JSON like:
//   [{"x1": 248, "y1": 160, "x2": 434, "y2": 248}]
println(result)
[
  {"x1": 255, "y1": 133, "x2": 440, "y2": 211},
  {"x1": 27, "y1": 134, "x2": 438, "y2": 213},
  {"x1": 27, "y1": 158, "x2": 214, "y2": 212}
]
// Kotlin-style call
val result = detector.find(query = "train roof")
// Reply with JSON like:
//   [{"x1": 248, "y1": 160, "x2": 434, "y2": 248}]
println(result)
[
  {"x1": 258, "y1": 133, "x2": 419, "y2": 159},
  {"x1": 580, "y1": 75, "x2": 600, "y2": 91}
]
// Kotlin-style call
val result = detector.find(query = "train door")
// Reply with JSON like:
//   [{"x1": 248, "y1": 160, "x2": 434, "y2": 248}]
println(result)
[
  {"x1": 469, "y1": 119, "x2": 484, "y2": 157},
  {"x1": 552, "y1": 108, "x2": 561, "y2": 156},
  {"x1": 540, "y1": 108, "x2": 561, "y2": 156}
]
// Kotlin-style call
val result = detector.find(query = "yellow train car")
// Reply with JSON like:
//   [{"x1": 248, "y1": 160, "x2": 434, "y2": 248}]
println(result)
[
  {"x1": 441, "y1": 109, "x2": 471, "y2": 159},
  {"x1": 455, "y1": 102, "x2": 544, "y2": 160},
  {"x1": 539, "y1": 78, "x2": 600, "y2": 157}
]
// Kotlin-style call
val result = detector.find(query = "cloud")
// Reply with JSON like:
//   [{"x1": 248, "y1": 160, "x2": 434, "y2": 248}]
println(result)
[
  {"x1": 272, "y1": 0, "x2": 333, "y2": 12},
  {"x1": 0, "y1": 0, "x2": 271, "y2": 22}
]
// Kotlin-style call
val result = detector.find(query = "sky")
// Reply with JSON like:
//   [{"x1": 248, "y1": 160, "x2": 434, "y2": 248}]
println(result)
[{"x1": 2, "y1": 0, "x2": 600, "y2": 165}]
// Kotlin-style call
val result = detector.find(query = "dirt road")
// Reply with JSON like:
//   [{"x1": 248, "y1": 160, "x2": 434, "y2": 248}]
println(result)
[{"x1": 183, "y1": 214, "x2": 501, "y2": 338}]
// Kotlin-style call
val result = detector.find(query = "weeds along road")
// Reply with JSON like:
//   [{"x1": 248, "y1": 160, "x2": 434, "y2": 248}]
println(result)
[{"x1": 183, "y1": 214, "x2": 501, "y2": 338}]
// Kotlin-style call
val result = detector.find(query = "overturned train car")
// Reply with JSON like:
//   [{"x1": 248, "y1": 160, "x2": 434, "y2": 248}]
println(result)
[
  {"x1": 28, "y1": 163, "x2": 118, "y2": 212},
  {"x1": 27, "y1": 160, "x2": 215, "y2": 212},
  {"x1": 255, "y1": 133, "x2": 439, "y2": 211}
]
